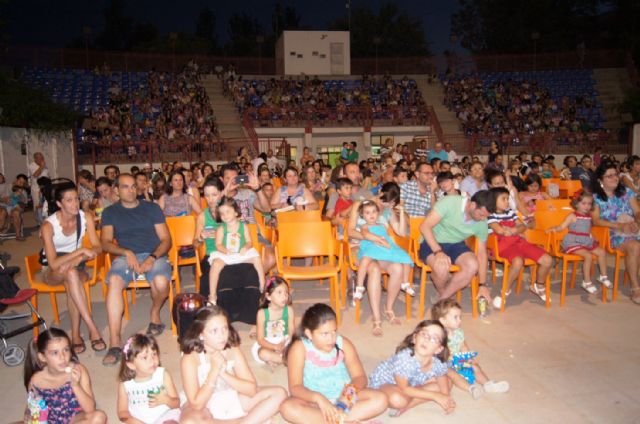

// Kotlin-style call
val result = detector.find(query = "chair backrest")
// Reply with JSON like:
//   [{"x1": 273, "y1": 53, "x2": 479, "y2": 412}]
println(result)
[
  {"x1": 536, "y1": 199, "x2": 572, "y2": 212},
  {"x1": 276, "y1": 221, "x2": 334, "y2": 259},
  {"x1": 166, "y1": 215, "x2": 197, "y2": 248},
  {"x1": 246, "y1": 223, "x2": 262, "y2": 255},
  {"x1": 276, "y1": 210, "x2": 322, "y2": 224},
  {"x1": 534, "y1": 209, "x2": 573, "y2": 231},
  {"x1": 200, "y1": 197, "x2": 207, "y2": 210},
  {"x1": 591, "y1": 226, "x2": 611, "y2": 251},
  {"x1": 524, "y1": 229, "x2": 551, "y2": 250},
  {"x1": 541, "y1": 178, "x2": 561, "y2": 190},
  {"x1": 25, "y1": 253, "x2": 42, "y2": 281},
  {"x1": 559, "y1": 180, "x2": 582, "y2": 198}
]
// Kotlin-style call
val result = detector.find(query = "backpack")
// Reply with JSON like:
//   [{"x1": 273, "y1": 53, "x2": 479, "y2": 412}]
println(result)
[{"x1": 0, "y1": 263, "x2": 20, "y2": 312}]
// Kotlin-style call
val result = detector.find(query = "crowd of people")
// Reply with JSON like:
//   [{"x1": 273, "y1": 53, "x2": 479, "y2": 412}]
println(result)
[
  {"x1": 83, "y1": 62, "x2": 217, "y2": 160},
  {"x1": 224, "y1": 74, "x2": 427, "y2": 125},
  {"x1": 443, "y1": 75, "x2": 601, "y2": 136},
  {"x1": 11, "y1": 139, "x2": 640, "y2": 423}
]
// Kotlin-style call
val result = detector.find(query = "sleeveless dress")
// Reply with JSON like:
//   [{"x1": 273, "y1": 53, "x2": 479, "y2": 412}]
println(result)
[
  {"x1": 594, "y1": 187, "x2": 640, "y2": 248},
  {"x1": 369, "y1": 348, "x2": 448, "y2": 389},
  {"x1": 33, "y1": 381, "x2": 82, "y2": 424},
  {"x1": 357, "y1": 224, "x2": 413, "y2": 264},
  {"x1": 251, "y1": 305, "x2": 290, "y2": 364},
  {"x1": 203, "y1": 208, "x2": 220, "y2": 255},
  {"x1": 123, "y1": 367, "x2": 181, "y2": 424},
  {"x1": 277, "y1": 184, "x2": 305, "y2": 206},
  {"x1": 302, "y1": 335, "x2": 351, "y2": 403},
  {"x1": 163, "y1": 193, "x2": 191, "y2": 217},
  {"x1": 560, "y1": 213, "x2": 598, "y2": 254},
  {"x1": 46, "y1": 211, "x2": 87, "y2": 253},
  {"x1": 207, "y1": 221, "x2": 260, "y2": 265},
  {"x1": 195, "y1": 351, "x2": 246, "y2": 420}
]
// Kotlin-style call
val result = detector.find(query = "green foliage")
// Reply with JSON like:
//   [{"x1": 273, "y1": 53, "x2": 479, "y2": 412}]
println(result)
[
  {"x1": 0, "y1": 73, "x2": 78, "y2": 131},
  {"x1": 329, "y1": 3, "x2": 430, "y2": 57},
  {"x1": 224, "y1": 13, "x2": 265, "y2": 57}
]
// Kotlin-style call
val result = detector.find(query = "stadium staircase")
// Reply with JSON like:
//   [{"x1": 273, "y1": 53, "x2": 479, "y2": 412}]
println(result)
[
  {"x1": 592, "y1": 68, "x2": 633, "y2": 132},
  {"x1": 414, "y1": 75, "x2": 464, "y2": 138},
  {"x1": 201, "y1": 74, "x2": 247, "y2": 140}
]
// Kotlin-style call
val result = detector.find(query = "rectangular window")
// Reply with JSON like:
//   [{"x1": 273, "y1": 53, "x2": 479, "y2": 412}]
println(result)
[{"x1": 317, "y1": 146, "x2": 342, "y2": 168}]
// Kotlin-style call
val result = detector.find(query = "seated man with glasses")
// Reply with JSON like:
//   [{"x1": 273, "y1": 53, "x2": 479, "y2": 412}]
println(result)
[{"x1": 400, "y1": 162, "x2": 437, "y2": 217}]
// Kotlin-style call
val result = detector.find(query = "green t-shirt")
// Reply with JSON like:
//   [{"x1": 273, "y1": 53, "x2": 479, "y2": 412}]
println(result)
[
  {"x1": 432, "y1": 195, "x2": 488, "y2": 243},
  {"x1": 347, "y1": 150, "x2": 359, "y2": 162}
]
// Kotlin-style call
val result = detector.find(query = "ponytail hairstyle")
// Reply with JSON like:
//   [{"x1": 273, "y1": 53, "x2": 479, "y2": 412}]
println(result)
[
  {"x1": 396, "y1": 320, "x2": 449, "y2": 363},
  {"x1": 285, "y1": 303, "x2": 338, "y2": 365},
  {"x1": 180, "y1": 305, "x2": 240, "y2": 354},
  {"x1": 118, "y1": 333, "x2": 160, "y2": 382},
  {"x1": 24, "y1": 328, "x2": 76, "y2": 389},
  {"x1": 258, "y1": 275, "x2": 291, "y2": 310}
]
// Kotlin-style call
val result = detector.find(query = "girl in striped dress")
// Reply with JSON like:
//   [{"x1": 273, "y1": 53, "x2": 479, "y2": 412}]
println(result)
[{"x1": 547, "y1": 191, "x2": 612, "y2": 294}]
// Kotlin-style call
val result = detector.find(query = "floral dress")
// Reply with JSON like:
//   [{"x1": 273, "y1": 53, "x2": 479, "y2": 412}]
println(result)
[{"x1": 594, "y1": 187, "x2": 640, "y2": 248}]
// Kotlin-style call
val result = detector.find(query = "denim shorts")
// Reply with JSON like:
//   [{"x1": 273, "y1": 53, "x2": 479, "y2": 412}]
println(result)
[
  {"x1": 420, "y1": 241, "x2": 471, "y2": 264},
  {"x1": 107, "y1": 253, "x2": 172, "y2": 287}
]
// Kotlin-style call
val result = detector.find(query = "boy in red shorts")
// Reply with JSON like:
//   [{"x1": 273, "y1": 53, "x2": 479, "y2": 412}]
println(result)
[{"x1": 487, "y1": 187, "x2": 552, "y2": 309}]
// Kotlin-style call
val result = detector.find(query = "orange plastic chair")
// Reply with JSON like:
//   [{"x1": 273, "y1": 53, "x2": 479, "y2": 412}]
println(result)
[
  {"x1": 533, "y1": 209, "x2": 574, "y2": 279},
  {"x1": 591, "y1": 226, "x2": 627, "y2": 302},
  {"x1": 559, "y1": 180, "x2": 582, "y2": 198},
  {"x1": 275, "y1": 221, "x2": 343, "y2": 324},
  {"x1": 24, "y1": 252, "x2": 95, "y2": 328},
  {"x1": 104, "y1": 241, "x2": 179, "y2": 334},
  {"x1": 541, "y1": 178, "x2": 561, "y2": 192},
  {"x1": 167, "y1": 216, "x2": 198, "y2": 291},
  {"x1": 486, "y1": 229, "x2": 551, "y2": 311},
  {"x1": 535, "y1": 199, "x2": 572, "y2": 212},
  {"x1": 547, "y1": 229, "x2": 605, "y2": 306},
  {"x1": 276, "y1": 210, "x2": 322, "y2": 223},
  {"x1": 408, "y1": 217, "x2": 479, "y2": 319}
]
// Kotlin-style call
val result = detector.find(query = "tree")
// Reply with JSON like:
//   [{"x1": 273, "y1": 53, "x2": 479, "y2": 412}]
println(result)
[
  {"x1": 451, "y1": 0, "x2": 609, "y2": 54},
  {"x1": 224, "y1": 13, "x2": 265, "y2": 56},
  {"x1": 272, "y1": 3, "x2": 301, "y2": 38},
  {"x1": 94, "y1": 0, "x2": 132, "y2": 50},
  {"x1": 130, "y1": 22, "x2": 159, "y2": 52},
  {"x1": 195, "y1": 6, "x2": 219, "y2": 53},
  {"x1": 329, "y1": 3, "x2": 430, "y2": 57}
]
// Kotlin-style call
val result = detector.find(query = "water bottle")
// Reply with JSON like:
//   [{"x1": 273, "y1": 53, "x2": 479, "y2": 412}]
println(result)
[{"x1": 478, "y1": 297, "x2": 488, "y2": 318}]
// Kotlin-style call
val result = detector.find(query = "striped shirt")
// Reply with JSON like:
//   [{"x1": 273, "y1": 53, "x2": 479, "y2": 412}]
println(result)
[{"x1": 487, "y1": 209, "x2": 518, "y2": 233}]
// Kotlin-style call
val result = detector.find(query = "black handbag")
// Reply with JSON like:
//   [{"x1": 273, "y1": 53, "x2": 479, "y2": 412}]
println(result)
[{"x1": 39, "y1": 213, "x2": 82, "y2": 266}]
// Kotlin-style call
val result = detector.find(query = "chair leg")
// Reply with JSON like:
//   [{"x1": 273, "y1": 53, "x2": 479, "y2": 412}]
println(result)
[
  {"x1": 561, "y1": 260, "x2": 568, "y2": 307},
  {"x1": 613, "y1": 255, "x2": 621, "y2": 302},
  {"x1": 170, "y1": 283, "x2": 177, "y2": 336},
  {"x1": 332, "y1": 276, "x2": 341, "y2": 326},
  {"x1": 50, "y1": 293, "x2": 60, "y2": 324},
  {"x1": 32, "y1": 295, "x2": 39, "y2": 337},
  {"x1": 569, "y1": 262, "x2": 578, "y2": 289},
  {"x1": 500, "y1": 264, "x2": 509, "y2": 313},
  {"x1": 545, "y1": 273, "x2": 551, "y2": 309},
  {"x1": 418, "y1": 268, "x2": 428, "y2": 320},
  {"x1": 471, "y1": 277, "x2": 478, "y2": 318},
  {"x1": 491, "y1": 260, "x2": 496, "y2": 284}
]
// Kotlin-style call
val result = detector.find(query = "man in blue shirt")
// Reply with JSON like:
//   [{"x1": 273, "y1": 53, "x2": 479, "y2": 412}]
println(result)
[
  {"x1": 427, "y1": 142, "x2": 449, "y2": 162},
  {"x1": 100, "y1": 173, "x2": 172, "y2": 366}
]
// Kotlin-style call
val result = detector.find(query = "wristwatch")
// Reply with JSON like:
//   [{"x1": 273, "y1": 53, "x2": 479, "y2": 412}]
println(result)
[
  {"x1": 148, "y1": 253, "x2": 157, "y2": 260},
  {"x1": 253, "y1": 186, "x2": 262, "y2": 193}
]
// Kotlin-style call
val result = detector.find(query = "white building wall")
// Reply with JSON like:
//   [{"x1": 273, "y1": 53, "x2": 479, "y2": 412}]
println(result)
[{"x1": 277, "y1": 31, "x2": 351, "y2": 75}]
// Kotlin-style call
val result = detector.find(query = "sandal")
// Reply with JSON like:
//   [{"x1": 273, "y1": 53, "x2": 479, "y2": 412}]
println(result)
[
  {"x1": 372, "y1": 321, "x2": 383, "y2": 337},
  {"x1": 353, "y1": 286, "x2": 366, "y2": 301},
  {"x1": 146, "y1": 322, "x2": 166, "y2": 336},
  {"x1": 598, "y1": 275, "x2": 613, "y2": 289},
  {"x1": 631, "y1": 288, "x2": 640, "y2": 305},
  {"x1": 400, "y1": 282, "x2": 416, "y2": 297},
  {"x1": 383, "y1": 310, "x2": 402, "y2": 325},
  {"x1": 102, "y1": 347, "x2": 122, "y2": 367},
  {"x1": 530, "y1": 283, "x2": 548, "y2": 302},
  {"x1": 90, "y1": 338, "x2": 107, "y2": 352},
  {"x1": 581, "y1": 281, "x2": 597, "y2": 294},
  {"x1": 71, "y1": 338, "x2": 86, "y2": 355}
]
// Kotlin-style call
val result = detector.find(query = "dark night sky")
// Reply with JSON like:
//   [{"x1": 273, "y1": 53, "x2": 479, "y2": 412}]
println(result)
[{"x1": 4, "y1": 0, "x2": 466, "y2": 54}]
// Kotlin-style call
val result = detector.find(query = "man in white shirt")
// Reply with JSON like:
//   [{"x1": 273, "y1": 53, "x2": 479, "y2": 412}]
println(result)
[
  {"x1": 444, "y1": 142, "x2": 458, "y2": 163},
  {"x1": 28, "y1": 152, "x2": 49, "y2": 224},
  {"x1": 266, "y1": 149, "x2": 285, "y2": 173}
]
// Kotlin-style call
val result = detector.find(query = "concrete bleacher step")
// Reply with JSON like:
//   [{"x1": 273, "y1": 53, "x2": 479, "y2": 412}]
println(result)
[
  {"x1": 593, "y1": 68, "x2": 633, "y2": 131},
  {"x1": 414, "y1": 75, "x2": 464, "y2": 137},
  {"x1": 202, "y1": 74, "x2": 247, "y2": 139}
]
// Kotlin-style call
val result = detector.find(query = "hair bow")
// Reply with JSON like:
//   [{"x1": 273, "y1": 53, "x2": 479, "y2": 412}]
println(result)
[
  {"x1": 123, "y1": 336, "x2": 134, "y2": 356},
  {"x1": 265, "y1": 275, "x2": 277, "y2": 291}
]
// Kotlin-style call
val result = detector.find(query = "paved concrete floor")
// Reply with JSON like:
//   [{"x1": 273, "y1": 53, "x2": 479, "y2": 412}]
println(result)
[{"x1": 1, "y1": 216, "x2": 639, "y2": 423}]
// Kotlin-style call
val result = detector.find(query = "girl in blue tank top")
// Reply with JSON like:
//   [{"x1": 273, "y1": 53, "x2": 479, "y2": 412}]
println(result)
[{"x1": 280, "y1": 304, "x2": 388, "y2": 424}]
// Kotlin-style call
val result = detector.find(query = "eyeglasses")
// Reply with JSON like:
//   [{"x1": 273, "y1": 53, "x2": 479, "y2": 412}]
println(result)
[
  {"x1": 603, "y1": 173, "x2": 619, "y2": 179},
  {"x1": 416, "y1": 331, "x2": 442, "y2": 344}
]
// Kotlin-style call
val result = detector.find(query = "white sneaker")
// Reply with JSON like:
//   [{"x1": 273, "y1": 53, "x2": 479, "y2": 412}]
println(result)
[
  {"x1": 493, "y1": 268, "x2": 504, "y2": 277},
  {"x1": 492, "y1": 291, "x2": 511, "y2": 309},
  {"x1": 469, "y1": 383, "x2": 485, "y2": 399},
  {"x1": 598, "y1": 275, "x2": 613, "y2": 289},
  {"x1": 484, "y1": 380, "x2": 510, "y2": 393}
]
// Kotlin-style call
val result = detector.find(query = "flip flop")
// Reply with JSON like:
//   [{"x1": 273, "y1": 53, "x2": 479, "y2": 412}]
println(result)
[
  {"x1": 384, "y1": 310, "x2": 402, "y2": 325},
  {"x1": 90, "y1": 338, "x2": 107, "y2": 352},
  {"x1": 102, "y1": 347, "x2": 122, "y2": 367},
  {"x1": 72, "y1": 338, "x2": 86, "y2": 355},
  {"x1": 372, "y1": 321, "x2": 383, "y2": 337}
]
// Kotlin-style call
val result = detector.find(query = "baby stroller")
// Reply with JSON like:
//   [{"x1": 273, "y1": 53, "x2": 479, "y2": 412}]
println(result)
[{"x1": 0, "y1": 260, "x2": 46, "y2": 366}]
